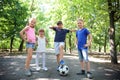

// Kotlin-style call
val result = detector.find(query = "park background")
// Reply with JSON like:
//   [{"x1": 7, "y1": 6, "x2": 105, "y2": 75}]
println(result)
[{"x1": 0, "y1": 0, "x2": 120, "y2": 64}]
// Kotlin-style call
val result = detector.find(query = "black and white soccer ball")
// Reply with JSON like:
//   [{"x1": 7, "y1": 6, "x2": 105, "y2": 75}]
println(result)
[{"x1": 58, "y1": 65, "x2": 69, "y2": 76}]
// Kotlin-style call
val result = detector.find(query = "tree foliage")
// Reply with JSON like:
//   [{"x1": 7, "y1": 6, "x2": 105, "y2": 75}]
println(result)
[{"x1": 0, "y1": 0, "x2": 120, "y2": 63}]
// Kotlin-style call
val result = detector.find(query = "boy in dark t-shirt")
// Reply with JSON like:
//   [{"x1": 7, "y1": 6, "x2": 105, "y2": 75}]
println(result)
[{"x1": 50, "y1": 21, "x2": 72, "y2": 71}]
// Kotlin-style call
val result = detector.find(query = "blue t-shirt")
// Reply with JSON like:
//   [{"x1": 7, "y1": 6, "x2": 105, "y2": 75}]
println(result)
[
  {"x1": 76, "y1": 28, "x2": 90, "y2": 50},
  {"x1": 53, "y1": 27, "x2": 69, "y2": 42}
]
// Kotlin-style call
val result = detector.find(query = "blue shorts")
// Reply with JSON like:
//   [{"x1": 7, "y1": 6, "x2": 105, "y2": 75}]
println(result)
[
  {"x1": 78, "y1": 49, "x2": 89, "y2": 62},
  {"x1": 26, "y1": 42, "x2": 35, "y2": 49}
]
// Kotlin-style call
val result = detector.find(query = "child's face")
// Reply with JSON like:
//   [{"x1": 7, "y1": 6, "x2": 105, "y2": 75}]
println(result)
[
  {"x1": 39, "y1": 32, "x2": 44, "y2": 37},
  {"x1": 29, "y1": 19, "x2": 36, "y2": 28},
  {"x1": 58, "y1": 24, "x2": 63, "y2": 29},
  {"x1": 77, "y1": 20, "x2": 84, "y2": 29}
]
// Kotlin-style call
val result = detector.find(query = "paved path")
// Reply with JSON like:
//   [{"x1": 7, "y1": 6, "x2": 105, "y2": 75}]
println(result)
[{"x1": 0, "y1": 50, "x2": 120, "y2": 80}]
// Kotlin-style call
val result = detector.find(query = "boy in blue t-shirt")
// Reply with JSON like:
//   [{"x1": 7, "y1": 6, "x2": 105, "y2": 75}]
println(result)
[
  {"x1": 50, "y1": 21, "x2": 71, "y2": 70},
  {"x1": 76, "y1": 19, "x2": 93, "y2": 78}
]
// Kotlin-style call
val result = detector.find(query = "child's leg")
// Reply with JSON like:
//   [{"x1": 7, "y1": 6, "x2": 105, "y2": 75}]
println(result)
[
  {"x1": 25, "y1": 48, "x2": 33, "y2": 69},
  {"x1": 80, "y1": 60, "x2": 85, "y2": 70},
  {"x1": 82, "y1": 49, "x2": 93, "y2": 78},
  {"x1": 78, "y1": 50, "x2": 85, "y2": 70},
  {"x1": 42, "y1": 52, "x2": 48, "y2": 71},
  {"x1": 59, "y1": 42, "x2": 65, "y2": 65},
  {"x1": 42, "y1": 52, "x2": 46, "y2": 68},
  {"x1": 36, "y1": 52, "x2": 40, "y2": 68},
  {"x1": 59, "y1": 45, "x2": 64, "y2": 60},
  {"x1": 82, "y1": 49, "x2": 90, "y2": 72},
  {"x1": 56, "y1": 54, "x2": 60, "y2": 65},
  {"x1": 77, "y1": 50, "x2": 85, "y2": 75},
  {"x1": 54, "y1": 42, "x2": 60, "y2": 65},
  {"x1": 86, "y1": 62, "x2": 90, "y2": 72}
]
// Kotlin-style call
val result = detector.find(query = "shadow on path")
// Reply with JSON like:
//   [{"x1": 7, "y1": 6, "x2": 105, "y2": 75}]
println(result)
[{"x1": 0, "y1": 51, "x2": 120, "y2": 80}]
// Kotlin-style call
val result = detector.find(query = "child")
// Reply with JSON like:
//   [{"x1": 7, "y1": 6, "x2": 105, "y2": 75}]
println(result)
[
  {"x1": 35, "y1": 29, "x2": 48, "y2": 71},
  {"x1": 20, "y1": 17, "x2": 36, "y2": 76},
  {"x1": 76, "y1": 19, "x2": 93, "y2": 79},
  {"x1": 50, "y1": 21, "x2": 71, "y2": 71}
]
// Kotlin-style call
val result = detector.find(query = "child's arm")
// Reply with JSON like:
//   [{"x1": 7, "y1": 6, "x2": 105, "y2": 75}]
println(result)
[
  {"x1": 84, "y1": 33, "x2": 92, "y2": 47},
  {"x1": 70, "y1": 30, "x2": 77, "y2": 32},
  {"x1": 49, "y1": 26, "x2": 55, "y2": 29},
  {"x1": 49, "y1": 26, "x2": 57, "y2": 31},
  {"x1": 75, "y1": 37, "x2": 78, "y2": 48},
  {"x1": 19, "y1": 26, "x2": 29, "y2": 42},
  {"x1": 45, "y1": 38, "x2": 48, "y2": 45},
  {"x1": 35, "y1": 36, "x2": 38, "y2": 46}
]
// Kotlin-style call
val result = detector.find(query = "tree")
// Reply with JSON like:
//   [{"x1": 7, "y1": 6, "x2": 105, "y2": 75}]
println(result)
[
  {"x1": 0, "y1": 0, "x2": 28, "y2": 52},
  {"x1": 108, "y1": 0, "x2": 120, "y2": 64}
]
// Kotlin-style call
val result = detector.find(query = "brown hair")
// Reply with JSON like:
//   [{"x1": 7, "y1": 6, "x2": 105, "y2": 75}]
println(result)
[
  {"x1": 39, "y1": 29, "x2": 44, "y2": 33},
  {"x1": 57, "y1": 21, "x2": 63, "y2": 25}
]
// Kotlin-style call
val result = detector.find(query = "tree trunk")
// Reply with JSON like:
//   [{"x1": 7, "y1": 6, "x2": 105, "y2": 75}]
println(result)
[
  {"x1": 104, "y1": 33, "x2": 107, "y2": 53},
  {"x1": 18, "y1": 40, "x2": 24, "y2": 51},
  {"x1": 10, "y1": 36, "x2": 14, "y2": 52},
  {"x1": 69, "y1": 32, "x2": 72, "y2": 54},
  {"x1": 108, "y1": 0, "x2": 118, "y2": 64},
  {"x1": 98, "y1": 45, "x2": 101, "y2": 52},
  {"x1": 119, "y1": 44, "x2": 120, "y2": 52}
]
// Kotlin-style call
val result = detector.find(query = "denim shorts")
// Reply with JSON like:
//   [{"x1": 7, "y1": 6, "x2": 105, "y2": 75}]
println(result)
[
  {"x1": 78, "y1": 49, "x2": 89, "y2": 62},
  {"x1": 26, "y1": 42, "x2": 35, "y2": 49},
  {"x1": 54, "y1": 42, "x2": 64, "y2": 55}
]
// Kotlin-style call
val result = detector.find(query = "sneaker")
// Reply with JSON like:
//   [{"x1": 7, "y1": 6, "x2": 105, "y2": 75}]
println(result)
[
  {"x1": 86, "y1": 72, "x2": 93, "y2": 79},
  {"x1": 30, "y1": 68, "x2": 36, "y2": 72},
  {"x1": 60, "y1": 60, "x2": 65, "y2": 65},
  {"x1": 76, "y1": 70, "x2": 85, "y2": 75},
  {"x1": 42, "y1": 67, "x2": 48, "y2": 71},
  {"x1": 57, "y1": 66, "x2": 60, "y2": 71},
  {"x1": 25, "y1": 69, "x2": 32, "y2": 76},
  {"x1": 36, "y1": 67, "x2": 41, "y2": 71}
]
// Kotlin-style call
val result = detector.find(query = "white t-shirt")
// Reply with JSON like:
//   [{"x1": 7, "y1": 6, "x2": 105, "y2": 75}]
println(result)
[{"x1": 36, "y1": 36, "x2": 46, "y2": 52}]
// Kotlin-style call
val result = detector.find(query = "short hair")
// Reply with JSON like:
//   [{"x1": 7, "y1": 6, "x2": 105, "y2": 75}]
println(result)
[
  {"x1": 77, "y1": 19, "x2": 84, "y2": 22},
  {"x1": 39, "y1": 29, "x2": 44, "y2": 33},
  {"x1": 57, "y1": 21, "x2": 63, "y2": 25}
]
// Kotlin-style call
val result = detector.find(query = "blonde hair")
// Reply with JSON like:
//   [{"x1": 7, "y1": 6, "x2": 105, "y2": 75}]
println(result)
[
  {"x1": 77, "y1": 19, "x2": 84, "y2": 22},
  {"x1": 29, "y1": 17, "x2": 36, "y2": 23}
]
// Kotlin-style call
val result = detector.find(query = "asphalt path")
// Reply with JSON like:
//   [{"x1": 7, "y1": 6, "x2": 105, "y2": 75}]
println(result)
[{"x1": 0, "y1": 50, "x2": 120, "y2": 80}]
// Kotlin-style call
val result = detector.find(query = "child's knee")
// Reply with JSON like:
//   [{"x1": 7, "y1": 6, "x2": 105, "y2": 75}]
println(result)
[
  {"x1": 79, "y1": 59, "x2": 83, "y2": 62},
  {"x1": 56, "y1": 54, "x2": 60, "y2": 57},
  {"x1": 59, "y1": 45, "x2": 64, "y2": 50},
  {"x1": 28, "y1": 55, "x2": 32, "y2": 60},
  {"x1": 84, "y1": 59, "x2": 89, "y2": 62},
  {"x1": 27, "y1": 54, "x2": 32, "y2": 60}
]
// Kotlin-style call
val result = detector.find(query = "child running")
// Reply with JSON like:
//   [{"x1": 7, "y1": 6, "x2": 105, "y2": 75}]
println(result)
[
  {"x1": 76, "y1": 19, "x2": 93, "y2": 79},
  {"x1": 20, "y1": 17, "x2": 36, "y2": 76},
  {"x1": 50, "y1": 21, "x2": 73, "y2": 71},
  {"x1": 35, "y1": 29, "x2": 48, "y2": 71}
]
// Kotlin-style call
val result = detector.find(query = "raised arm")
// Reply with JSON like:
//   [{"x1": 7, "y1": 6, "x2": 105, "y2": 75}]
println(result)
[
  {"x1": 49, "y1": 26, "x2": 56, "y2": 29},
  {"x1": 70, "y1": 30, "x2": 77, "y2": 32}
]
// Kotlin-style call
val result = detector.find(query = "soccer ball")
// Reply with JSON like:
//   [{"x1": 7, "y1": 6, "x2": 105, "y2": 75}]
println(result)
[{"x1": 58, "y1": 65, "x2": 69, "y2": 76}]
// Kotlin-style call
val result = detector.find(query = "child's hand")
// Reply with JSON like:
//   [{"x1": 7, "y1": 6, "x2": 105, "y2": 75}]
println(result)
[
  {"x1": 70, "y1": 30, "x2": 76, "y2": 32},
  {"x1": 25, "y1": 39, "x2": 32, "y2": 43},
  {"x1": 84, "y1": 43, "x2": 91, "y2": 47}
]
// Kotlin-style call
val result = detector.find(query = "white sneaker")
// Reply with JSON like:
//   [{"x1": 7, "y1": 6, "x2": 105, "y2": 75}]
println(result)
[
  {"x1": 42, "y1": 67, "x2": 48, "y2": 71},
  {"x1": 36, "y1": 67, "x2": 41, "y2": 71}
]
